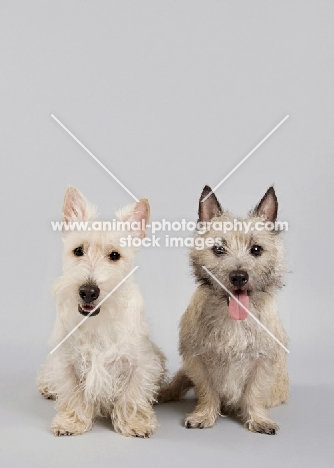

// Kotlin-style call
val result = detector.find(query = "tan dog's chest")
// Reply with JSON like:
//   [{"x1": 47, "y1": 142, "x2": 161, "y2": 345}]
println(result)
[{"x1": 181, "y1": 304, "x2": 277, "y2": 405}]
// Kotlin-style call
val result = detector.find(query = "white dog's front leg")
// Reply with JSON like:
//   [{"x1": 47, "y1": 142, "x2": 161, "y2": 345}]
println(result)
[
  {"x1": 51, "y1": 364, "x2": 94, "y2": 437},
  {"x1": 111, "y1": 368, "x2": 158, "y2": 438},
  {"x1": 112, "y1": 400, "x2": 157, "y2": 438}
]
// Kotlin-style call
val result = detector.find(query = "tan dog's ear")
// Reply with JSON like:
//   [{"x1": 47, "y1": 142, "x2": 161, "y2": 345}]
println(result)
[
  {"x1": 116, "y1": 199, "x2": 150, "y2": 239},
  {"x1": 253, "y1": 186, "x2": 278, "y2": 223},
  {"x1": 62, "y1": 187, "x2": 97, "y2": 223},
  {"x1": 198, "y1": 185, "x2": 222, "y2": 222}
]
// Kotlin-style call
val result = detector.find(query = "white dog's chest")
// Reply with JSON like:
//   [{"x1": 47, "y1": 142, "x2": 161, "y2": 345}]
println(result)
[{"x1": 73, "y1": 347, "x2": 134, "y2": 402}]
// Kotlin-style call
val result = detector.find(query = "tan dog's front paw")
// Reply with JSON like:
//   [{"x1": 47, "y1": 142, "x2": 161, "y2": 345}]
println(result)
[
  {"x1": 184, "y1": 412, "x2": 216, "y2": 429},
  {"x1": 52, "y1": 414, "x2": 92, "y2": 437},
  {"x1": 246, "y1": 418, "x2": 279, "y2": 435}
]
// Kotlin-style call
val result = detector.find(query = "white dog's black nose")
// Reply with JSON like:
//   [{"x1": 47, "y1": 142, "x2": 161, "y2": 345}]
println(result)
[
  {"x1": 79, "y1": 283, "x2": 100, "y2": 303},
  {"x1": 229, "y1": 270, "x2": 249, "y2": 289}
]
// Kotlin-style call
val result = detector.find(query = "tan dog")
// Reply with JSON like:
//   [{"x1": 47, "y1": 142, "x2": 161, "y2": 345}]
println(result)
[{"x1": 159, "y1": 186, "x2": 288, "y2": 435}]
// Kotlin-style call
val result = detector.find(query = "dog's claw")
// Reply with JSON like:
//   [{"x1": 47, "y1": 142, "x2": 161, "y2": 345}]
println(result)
[
  {"x1": 135, "y1": 432, "x2": 150, "y2": 438},
  {"x1": 185, "y1": 421, "x2": 207, "y2": 429},
  {"x1": 256, "y1": 428, "x2": 276, "y2": 435},
  {"x1": 184, "y1": 415, "x2": 215, "y2": 429},
  {"x1": 246, "y1": 420, "x2": 279, "y2": 435},
  {"x1": 54, "y1": 429, "x2": 74, "y2": 437}
]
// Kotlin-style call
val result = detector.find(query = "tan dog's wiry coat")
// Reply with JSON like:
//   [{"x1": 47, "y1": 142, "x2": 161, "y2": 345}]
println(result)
[
  {"x1": 159, "y1": 186, "x2": 288, "y2": 434},
  {"x1": 37, "y1": 188, "x2": 165, "y2": 437}
]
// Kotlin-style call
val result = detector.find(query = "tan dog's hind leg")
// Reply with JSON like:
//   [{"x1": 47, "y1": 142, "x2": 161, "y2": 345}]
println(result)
[
  {"x1": 157, "y1": 369, "x2": 193, "y2": 403},
  {"x1": 266, "y1": 359, "x2": 289, "y2": 408}
]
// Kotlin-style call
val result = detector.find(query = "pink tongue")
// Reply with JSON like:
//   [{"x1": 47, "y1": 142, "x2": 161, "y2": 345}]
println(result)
[{"x1": 228, "y1": 291, "x2": 249, "y2": 321}]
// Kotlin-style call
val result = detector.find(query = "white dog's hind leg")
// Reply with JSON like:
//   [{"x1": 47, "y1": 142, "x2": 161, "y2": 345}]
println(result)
[{"x1": 37, "y1": 356, "x2": 57, "y2": 400}]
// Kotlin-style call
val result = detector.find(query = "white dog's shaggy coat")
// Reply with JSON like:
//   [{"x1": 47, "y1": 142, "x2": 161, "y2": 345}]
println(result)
[{"x1": 37, "y1": 188, "x2": 165, "y2": 437}]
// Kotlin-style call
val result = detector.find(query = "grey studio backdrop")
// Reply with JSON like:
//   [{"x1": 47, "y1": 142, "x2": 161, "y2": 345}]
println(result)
[{"x1": 1, "y1": 1, "x2": 333, "y2": 467}]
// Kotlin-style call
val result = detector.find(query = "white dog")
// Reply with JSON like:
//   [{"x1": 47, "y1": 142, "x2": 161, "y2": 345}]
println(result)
[{"x1": 37, "y1": 188, "x2": 165, "y2": 437}]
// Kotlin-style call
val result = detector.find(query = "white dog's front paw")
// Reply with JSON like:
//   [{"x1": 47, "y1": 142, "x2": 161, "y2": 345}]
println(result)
[
  {"x1": 52, "y1": 413, "x2": 92, "y2": 437},
  {"x1": 115, "y1": 419, "x2": 157, "y2": 438},
  {"x1": 113, "y1": 409, "x2": 157, "y2": 438},
  {"x1": 53, "y1": 427, "x2": 74, "y2": 437}
]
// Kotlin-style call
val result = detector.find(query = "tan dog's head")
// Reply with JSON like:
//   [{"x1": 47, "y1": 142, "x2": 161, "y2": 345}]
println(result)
[{"x1": 191, "y1": 186, "x2": 285, "y2": 320}]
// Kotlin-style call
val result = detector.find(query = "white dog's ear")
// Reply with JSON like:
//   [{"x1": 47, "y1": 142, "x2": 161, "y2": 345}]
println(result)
[
  {"x1": 116, "y1": 198, "x2": 150, "y2": 238},
  {"x1": 253, "y1": 186, "x2": 278, "y2": 222},
  {"x1": 63, "y1": 187, "x2": 97, "y2": 223}
]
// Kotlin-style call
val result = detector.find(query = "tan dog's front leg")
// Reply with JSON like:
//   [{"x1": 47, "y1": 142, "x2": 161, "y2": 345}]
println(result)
[
  {"x1": 241, "y1": 360, "x2": 279, "y2": 435},
  {"x1": 184, "y1": 357, "x2": 220, "y2": 429}
]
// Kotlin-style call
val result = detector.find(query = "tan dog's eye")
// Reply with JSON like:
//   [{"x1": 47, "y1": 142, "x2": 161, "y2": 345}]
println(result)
[
  {"x1": 109, "y1": 251, "x2": 121, "y2": 261},
  {"x1": 250, "y1": 245, "x2": 263, "y2": 257},
  {"x1": 212, "y1": 244, "x2": 226, "y2": 256}
]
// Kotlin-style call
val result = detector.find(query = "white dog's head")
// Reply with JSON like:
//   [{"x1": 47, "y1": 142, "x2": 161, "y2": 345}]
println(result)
[{"x1": 54, "y1": 187, "x2": 149, "y2": 322}]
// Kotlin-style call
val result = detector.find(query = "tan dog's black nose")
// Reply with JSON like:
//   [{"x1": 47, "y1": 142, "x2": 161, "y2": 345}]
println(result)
[
  {"x1": 79, "y1": 283, "x2": 100, "y2": 303},
  {"x1": 229, "y1": 270, "x2": 249, "y2": 289}
]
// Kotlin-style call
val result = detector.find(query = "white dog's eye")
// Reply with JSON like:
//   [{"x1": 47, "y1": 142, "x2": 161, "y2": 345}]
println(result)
[
  {"x1": 73, "y1": 246, "x2": 84, "y2": 257},
  {"x1": 109, "y1": 251, "x2": 121, "y2": 261}
]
